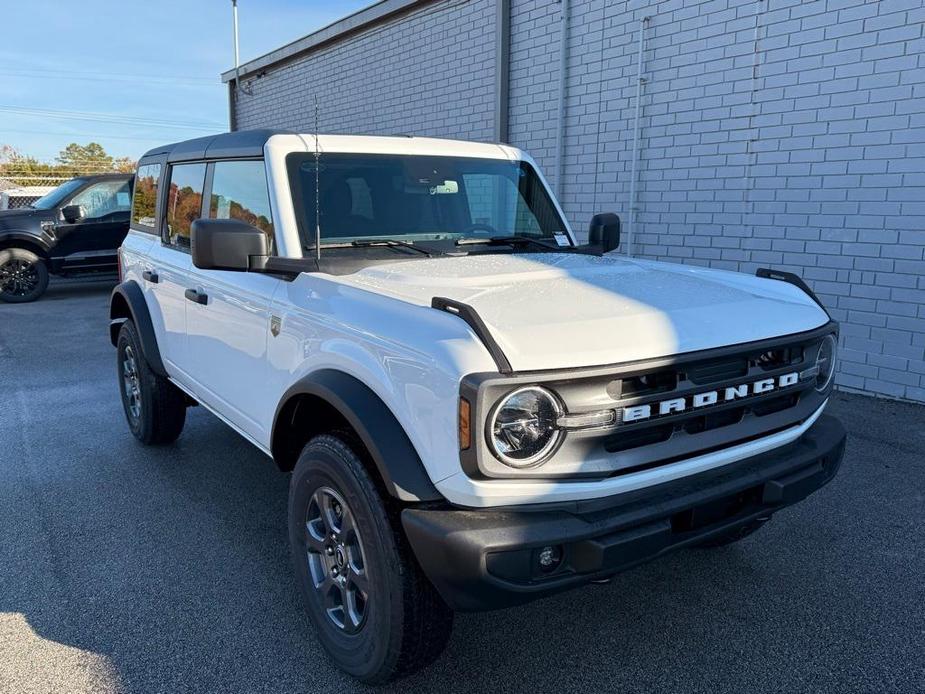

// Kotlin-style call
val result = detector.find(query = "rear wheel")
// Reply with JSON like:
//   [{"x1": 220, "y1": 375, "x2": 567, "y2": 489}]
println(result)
[
  {"x1": 116, "y1": 320, "x2": 186, "y2": 445},
  {"x1": 289, "y1": 434, "x2": 453, "y2": 684},
  {"x1": 0, "y1": 248, "x2": 49, "y2": 303}
]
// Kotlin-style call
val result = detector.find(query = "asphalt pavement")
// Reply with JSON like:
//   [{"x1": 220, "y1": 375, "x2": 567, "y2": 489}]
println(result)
[{"x1": 0, "y1": 278, "x2": 923, "y2": 694}]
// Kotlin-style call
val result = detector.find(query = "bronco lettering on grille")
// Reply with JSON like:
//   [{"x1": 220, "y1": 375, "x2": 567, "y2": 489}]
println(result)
[{"x1": 621, "y1": 372, "x2": 799, "y2": 423}]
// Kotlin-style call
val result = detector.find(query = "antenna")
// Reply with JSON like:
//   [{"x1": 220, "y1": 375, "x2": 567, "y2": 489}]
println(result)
[{"x1": 314, "y1": 95, "x2": 322, "y2": 261}]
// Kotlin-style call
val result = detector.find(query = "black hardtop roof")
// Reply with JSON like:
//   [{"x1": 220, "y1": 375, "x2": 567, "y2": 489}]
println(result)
[{"x1": 139, "y1": 129, "x2": 291, "y2": 164}]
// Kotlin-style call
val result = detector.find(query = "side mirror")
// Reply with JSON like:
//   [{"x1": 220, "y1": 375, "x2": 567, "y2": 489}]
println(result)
[
  {"x1": 588, "y1": 212, "x2": 621, "y2": 252},
  {"x1": 61, "y1": 204, "x2": 86, "y2": 224},
  {"x1": 191, "y1": 218, "x2": 269, "y2": 271}
]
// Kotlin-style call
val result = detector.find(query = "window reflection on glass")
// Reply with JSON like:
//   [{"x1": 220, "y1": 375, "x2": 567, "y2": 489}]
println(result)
[
  {"x1": 70, "y1": 179, "x2": 132, "y2": 220},
  {"x1": 132, "y1": 164, "x2": 161, "y2": 229},
  {"x1": 209, "y1": 160, "x2": 274, "y2": 246},
  {"x1": 165, "y1": 163, "x2": 206, "y2": 249}
]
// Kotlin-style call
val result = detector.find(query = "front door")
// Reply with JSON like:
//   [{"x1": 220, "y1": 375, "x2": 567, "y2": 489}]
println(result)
[
  {"x1": 185, "y1": 269, "x2": 281, "y2": 444},
  {"x1": 52, "y1": 178, "x2": 132, "y2": 266},
  {"x1": 182, "y1": 159, "x2": 281, "y2": 445}
]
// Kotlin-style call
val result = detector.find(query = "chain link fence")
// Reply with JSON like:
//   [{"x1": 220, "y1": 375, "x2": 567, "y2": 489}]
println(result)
[{"x1": 0, "y1": 175, "x2": 72, "y2": 209}]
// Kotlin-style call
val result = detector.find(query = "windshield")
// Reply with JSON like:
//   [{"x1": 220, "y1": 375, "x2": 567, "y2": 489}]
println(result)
[
  {"x1": 287, "y1": 153, "x2": 569, "y2": 250},
  {"x1": 30, "y1": 178, "x2": 86, "y2": 210}
]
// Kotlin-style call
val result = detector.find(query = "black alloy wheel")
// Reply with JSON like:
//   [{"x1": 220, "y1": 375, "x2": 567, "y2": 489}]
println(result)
[{"x1": 0, "y1": 249, "x2": 49, "y2": 303}]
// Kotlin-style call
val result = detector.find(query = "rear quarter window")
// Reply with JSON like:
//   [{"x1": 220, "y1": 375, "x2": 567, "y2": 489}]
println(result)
[{"x1": 132, "y1": 164, "x2": 161, "y2": 231}]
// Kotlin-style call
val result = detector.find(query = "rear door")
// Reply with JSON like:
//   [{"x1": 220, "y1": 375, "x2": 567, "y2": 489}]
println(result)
[
  {"x1": 183, "y1": 159, "x2": 281, "y2": 444},
  {"x1": 147, "y1": 162, "x2": 208, "y2": 385}
]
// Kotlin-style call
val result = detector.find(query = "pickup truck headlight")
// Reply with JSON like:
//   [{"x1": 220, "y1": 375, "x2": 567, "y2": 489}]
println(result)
[
  {"x1": 488, "y1": 386, "x2": 563, "y2": 468},
  {"x1": 815, "y1": 334, "x2": 837, "y2": 392}
]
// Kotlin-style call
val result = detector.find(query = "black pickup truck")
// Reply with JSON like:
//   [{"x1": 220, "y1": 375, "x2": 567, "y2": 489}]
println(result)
[{"x1": 0, "y1": 173, "x2": 133, "y2": 302}]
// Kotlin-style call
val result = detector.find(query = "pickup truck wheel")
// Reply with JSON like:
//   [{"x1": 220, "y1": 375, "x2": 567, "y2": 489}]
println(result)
[
  {"x1": 696, "y1": 520, "x2": 765, "y2": 548},
  {"x1": 116, "y1": 320, "x2": 186, "y2": 445},
  {"x1": 0, "y1": 248, "x2": 49, "y2": 303},
  {"x1": 289, "y1": 434, "x2": 453, "y2": 684}
]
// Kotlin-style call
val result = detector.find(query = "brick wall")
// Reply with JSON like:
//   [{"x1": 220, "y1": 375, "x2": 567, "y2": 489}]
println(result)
[
  {"x1": 508, "y1": 0, "x2": 925, "y2": 403},
  {"x1": 233, "y1": 0, "x2": 496, "y2": 141},
  {"x1": 233, "y1": 0, "x2": 925, "y2": 403}
]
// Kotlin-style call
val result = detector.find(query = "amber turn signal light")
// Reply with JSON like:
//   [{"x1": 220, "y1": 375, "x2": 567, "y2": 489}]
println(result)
[{"x1": 459, "y1": 397, "x2": 471, "y2": 450}]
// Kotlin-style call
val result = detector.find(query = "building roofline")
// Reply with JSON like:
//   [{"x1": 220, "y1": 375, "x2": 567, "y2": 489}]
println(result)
[{"x1": 220, "y1": 0, "x2": 434, "y2": 83}]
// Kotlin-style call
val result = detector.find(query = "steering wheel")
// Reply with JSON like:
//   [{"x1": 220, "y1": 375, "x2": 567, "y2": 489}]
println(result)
[{"x1": 461, "y1": 223, "x2": 498, "y2": 237}]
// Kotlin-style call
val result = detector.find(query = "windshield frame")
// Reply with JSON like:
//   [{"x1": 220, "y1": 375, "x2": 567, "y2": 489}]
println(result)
[
  {"x1": 286, "y1": 152, "x2": 572, "y2": 254},
  {"x1": 29, "y1": 178, "x2": 87, "y2": 210}
]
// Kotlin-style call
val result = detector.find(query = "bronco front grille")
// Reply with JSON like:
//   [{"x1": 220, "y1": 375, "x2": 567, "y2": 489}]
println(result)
[
  {"x1": 460, "y1": 323, "x2": 837, "y2": 481},
  {"x1": 598, "y1": 335, "x2": 825, "y2": 464}
]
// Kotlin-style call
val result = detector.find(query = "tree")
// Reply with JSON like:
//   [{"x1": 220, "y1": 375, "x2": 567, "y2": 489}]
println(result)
[
  {"x1": 0, "y1": 142, "x2": 137, "y2": 184},
  {"x1": 113, "y1": 156, "x2": 137, "y2": 173},
  {"x1": 0, "y1": 146, "x2": 58, "y2": 184},
  {"x1": 56, "y1": 142, "x2": 113, "y2": 176}
]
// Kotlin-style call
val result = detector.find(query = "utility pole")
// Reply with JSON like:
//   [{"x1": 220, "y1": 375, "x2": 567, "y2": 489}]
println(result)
[{"x1": 231, "y1": 1, "x2": 250, "y2": 96}]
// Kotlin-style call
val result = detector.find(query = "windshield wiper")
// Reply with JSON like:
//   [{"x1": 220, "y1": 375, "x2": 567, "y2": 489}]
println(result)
[
  {"x1": 313, "y1": 239, "x2": 435, "y2": 256},
  {"x1": 455, "y1": 235, "x2": 566, "y2": 251}
]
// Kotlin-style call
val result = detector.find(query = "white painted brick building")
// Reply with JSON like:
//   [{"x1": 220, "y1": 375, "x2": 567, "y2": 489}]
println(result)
[{"x1": 224, "y1": 0, "x2": 925, "y2": 403}]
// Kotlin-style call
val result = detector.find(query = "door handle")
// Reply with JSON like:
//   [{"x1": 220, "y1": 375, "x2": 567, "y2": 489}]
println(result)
[
  {"x1": 184, "y1": 288, "x2": 208, "y2": 305},
  {"x1": 142, "y1": 270, "x2": 159, "y2": 284}
]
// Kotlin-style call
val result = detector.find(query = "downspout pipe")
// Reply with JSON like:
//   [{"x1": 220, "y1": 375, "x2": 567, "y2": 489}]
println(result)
[
  {"x1": 626, "y1": 16, "x2": 649, "y2": 257},
  {"x1": 494, "y1": 0, "x2": 511, "y2": 143},
  {"x1": 555, "y1": 0, "x2": 569, "y2": 199}
]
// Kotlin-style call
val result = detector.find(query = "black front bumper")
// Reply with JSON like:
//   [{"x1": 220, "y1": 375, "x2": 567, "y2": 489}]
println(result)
[{"x1": 402, "y1": 414, "x2": 847, "y2": 612}]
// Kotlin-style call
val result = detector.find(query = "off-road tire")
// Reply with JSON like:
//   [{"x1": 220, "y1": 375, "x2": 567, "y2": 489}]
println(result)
[
  {"x1": 289, "y1": 434, "x2": 453, "y2": 684},
  {"x1": 0, "y1": 247, "x2": 49, "y2": 303},
  {"x1": 116, "y1": 320, "x2": 186, "y2": 445}
]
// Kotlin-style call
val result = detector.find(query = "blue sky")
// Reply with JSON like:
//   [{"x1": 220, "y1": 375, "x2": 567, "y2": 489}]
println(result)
[{"x1": 0, "y1": 0, "x2": 372, "y2": 162}]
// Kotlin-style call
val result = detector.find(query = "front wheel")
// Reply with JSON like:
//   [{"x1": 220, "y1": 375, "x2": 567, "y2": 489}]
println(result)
[
  {"x1": 288, "y1": 434, "x2": 453, "y2": 684},
  {"x1": 0, "y1": 248, "x2": 49, "y2": 303}
]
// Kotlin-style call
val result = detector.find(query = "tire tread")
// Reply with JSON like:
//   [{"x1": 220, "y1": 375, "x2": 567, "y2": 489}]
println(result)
[
  {"x1": 292, "y1": 434, "x2": 452, "y2": 684},
  {"x1": 117, "y1": 320, "x2": 185, "y2": 445}
]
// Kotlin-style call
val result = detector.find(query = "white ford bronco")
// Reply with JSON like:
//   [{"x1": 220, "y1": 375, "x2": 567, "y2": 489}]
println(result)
[{"x1": 110, "y1": 130, "x2": 846, "y2": 683}]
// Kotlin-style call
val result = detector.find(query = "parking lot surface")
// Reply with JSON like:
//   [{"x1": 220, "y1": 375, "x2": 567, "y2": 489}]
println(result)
[{"x1": 1, "y1": 279, "x2": 923, "y2": 694}]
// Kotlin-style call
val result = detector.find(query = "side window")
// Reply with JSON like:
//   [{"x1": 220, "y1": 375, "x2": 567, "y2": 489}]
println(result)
[
  {"x1": 208, "y1": 160, "x2": 275, "y2": 247},
  {"x1": 70, "y1": 179, "x2": 133, "y2": 220},
  {"x1": 164, "y1": 163, "x2": 206, "y2": 250},
  {"x1": 132, "y1": 164, "x2": 161, "y2": 231}
]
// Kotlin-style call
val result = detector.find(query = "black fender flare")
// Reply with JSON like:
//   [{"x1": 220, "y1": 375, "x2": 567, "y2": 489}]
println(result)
[
  {"x1": 273, "y1": 370, "x2": 443, "y2": 502},
  {"x1": 0, "y1": 231, "x2": 53, "y2": 256},
  {"x1": 109, "y1": 281, "x2": 167, "y2": 377}
]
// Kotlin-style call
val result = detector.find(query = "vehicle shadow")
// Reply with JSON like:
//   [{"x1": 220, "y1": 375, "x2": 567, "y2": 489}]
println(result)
[{"x1": 43, "y1": 275, "x2": 118, "y2": 301}]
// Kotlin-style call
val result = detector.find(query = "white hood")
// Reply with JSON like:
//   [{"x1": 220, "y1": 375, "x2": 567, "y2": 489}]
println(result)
[{"x1": 333, "y1": 253, "x2": 830, "y2": 372}]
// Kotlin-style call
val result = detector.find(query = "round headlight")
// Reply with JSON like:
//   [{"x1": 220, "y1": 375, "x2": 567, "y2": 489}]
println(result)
[
  {"x1": 488, "y1": 386, "x2": 563, "y2": 468},
  {"x1": 815, "y1": 334, "x2": 837, "y2": 392}
]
